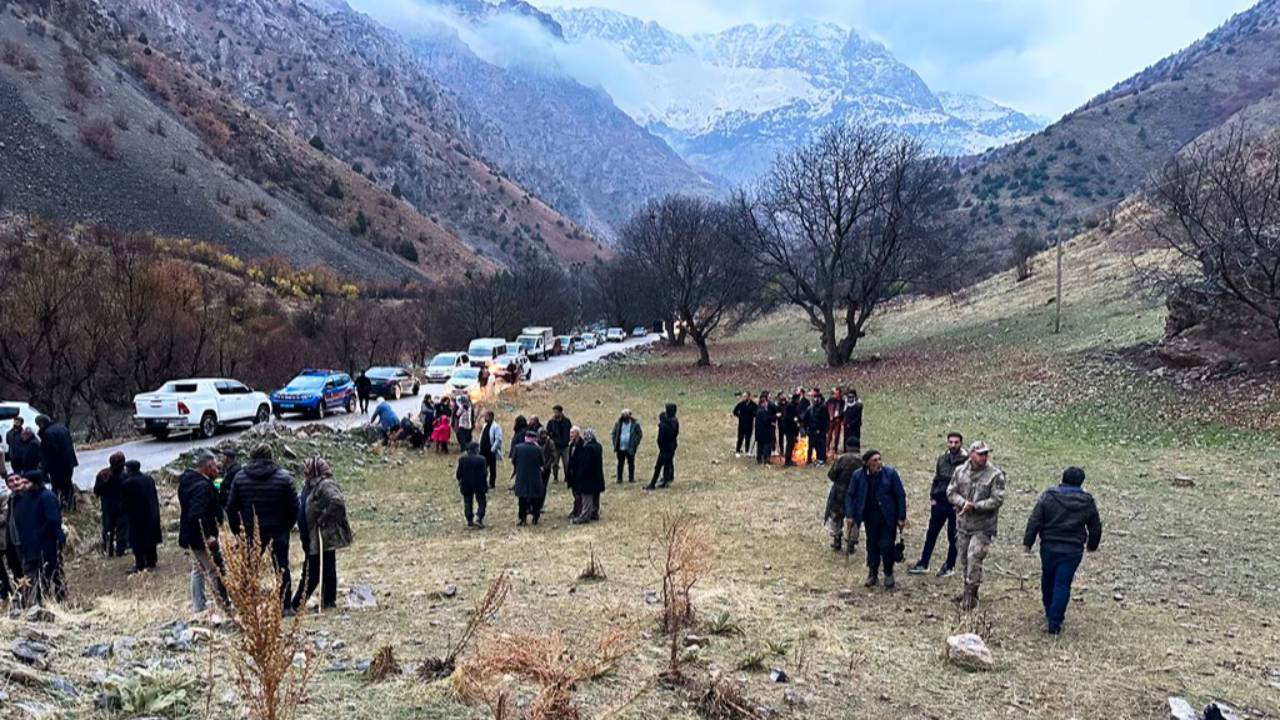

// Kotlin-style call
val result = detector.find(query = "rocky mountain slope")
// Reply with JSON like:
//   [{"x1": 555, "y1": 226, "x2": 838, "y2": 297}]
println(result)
[
  {"x1": 546, "y1": 7, "x2": 1045, "y2": 185},
  {"x1": 951, "y1": 0, "x2": 1280, "y2": 256}
]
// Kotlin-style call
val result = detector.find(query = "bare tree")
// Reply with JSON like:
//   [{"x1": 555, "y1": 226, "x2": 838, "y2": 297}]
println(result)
[
  {"x1": 1144, "y1": 126, "x2": 1280, "y2": 341},
  {"x1": 618, "y1": 196, "x2": 756, "y2": 366},
  {"x1": 736, "y1": 122, "x2": 954, "y2": 367}
]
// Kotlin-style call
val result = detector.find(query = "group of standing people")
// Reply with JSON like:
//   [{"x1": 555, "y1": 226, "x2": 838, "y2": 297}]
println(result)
[
  {"x1": 3, "y1": 415, "x2": 80, "y2": 511},
  {"x1": 735, "y1": 387, "x2": 862, "y2": 467},
  {"x1": 821, "y1": 433, "x2": 1103, "y2": 634}
]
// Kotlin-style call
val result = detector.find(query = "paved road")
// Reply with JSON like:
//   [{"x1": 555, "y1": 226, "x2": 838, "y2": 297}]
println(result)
[{"x1": 73, "y1": 336, "x2": 657, "y2": 490}]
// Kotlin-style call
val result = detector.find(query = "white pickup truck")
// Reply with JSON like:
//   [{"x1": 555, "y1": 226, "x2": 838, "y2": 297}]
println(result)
[{"x1": 133, "y1": 378, "x2": 271, "y2": 439}]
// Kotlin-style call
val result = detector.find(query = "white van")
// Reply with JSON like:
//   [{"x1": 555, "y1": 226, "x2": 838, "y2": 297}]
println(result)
[{"x1": 467, "y1": 338, "x2": 507, "y2": 368}]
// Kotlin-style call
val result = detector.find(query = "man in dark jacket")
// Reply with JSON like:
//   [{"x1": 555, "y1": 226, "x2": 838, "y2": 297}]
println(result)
[
  {"x1": 120, "y1": 460, "x2": 161, "y2": 573},
  {"x1": 1024, "y1": 467, "x2": 1103, "y2": 634},
  {"x1": 645, "y1": 404, "x2": 679, "y2": 490},
  {"x1": 512, "y1": 432, "x2": 545, "y2": 526},
  {"x1": 218, "y1": 448, "x2": 241, "y2": 510},
  {"x1": 779, "y1": 397, "x2": 799, "y2": 467},
  {"x1": 565, "y1": 428, "x2": 584, "y2": 519},
  {"x1": 824, "y1": 451, "x2": 863, "y2": 552},
  {"x1": 844, "y1": 450, "x2": 907, "y2": 589},
  {"x1": 610, "y1": 410, "x2": 642, "y2": 484},
  {"x1": 94, "y1": 452, "x2": 129, "y2": 557},
  {"x1": 12, "y1": 471, "x2": 64, "y2": 605},
  {"x1": 732, "y1": 393, "x2": 756, "y2": 455},
  {"x1": 226, "y1": 444, "x2": 299, "y2": 614},
  {"x1": 355, "y1": 372, "x2": 372, "y2": 413},
  {"x1": 754, "y1": 393, "x2": 775, "y2": 465},
  {"x1": 479, "y1": 410, "x2": 502, "y2": 490},
  {"x1": 8, "y1": 424, "x2": 40, "y2": 475},
  {"x1": 825, "y1": 389, "x2": 844, "y2": 460},
  {"x1": 457, "y1": 442, "x2": 489, "y2": 528},
  {"x1": 4, "y1": 417, "x2": 22, "y2": 470},
  {"x1": 908, "y1": 432, "x2": 967, "y2": 578},
  {"x1": 572, "y1": 429, "x2": 605, "y2": 524},
  {"x1": 806, "y1": 391, "x2": 829, "y2": 466},
  {"x1": 546, "y1": 406, "x2": 572, "y2": 483},
  {"x1": 35, "y1": 415, "x2": 78, "y2": 511},
  {"x1": 842, "y1": 390, "x2": 863, "y2": 453},
  {"x1": 179, "y1": 449, "x2": 230, "y2": 612}
]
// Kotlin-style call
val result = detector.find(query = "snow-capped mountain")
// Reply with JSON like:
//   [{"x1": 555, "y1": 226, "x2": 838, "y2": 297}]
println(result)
[{"x1": 546, "y1": 7, "x2": 1046, "y2": 184}]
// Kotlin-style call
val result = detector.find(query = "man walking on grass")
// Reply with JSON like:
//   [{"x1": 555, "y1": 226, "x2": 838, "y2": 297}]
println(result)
[
  {"x1": 947, "y1": 440, "x2": 1007, "y2": 610},
  {"x1": 908, "y1": 432, "x2": 968, "y2": 578},
  {"x1": 844, "y1": 450, "x2": 906, "y2": 589},
  {"x1": 1024, "y1": 467, "x2": 1102, "y2": 634},
  {"x1": 824, "y1": 450, "x2": 863, "y2": 552},
  {"x1": 178, "y1": 449, "x2": 230, "y2": 612},
  {"x1": 226, "y1": 444, "x2": 299, "y2": 616},
  {"x1": 645, "y1": 404, "x2": 679, "y2": 490}
]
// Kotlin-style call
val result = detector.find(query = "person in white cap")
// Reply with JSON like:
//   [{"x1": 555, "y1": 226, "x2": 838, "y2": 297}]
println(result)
[{"x1": 946, "y1": 440, "x2": 1007, "y2": 610}]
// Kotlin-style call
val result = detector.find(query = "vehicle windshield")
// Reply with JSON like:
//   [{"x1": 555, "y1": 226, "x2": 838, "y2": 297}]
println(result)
[
  {"x1": 286, "y1": 375, "x2": 327, "y2": 391},
  {"x1": 468, "y1": 341, "x2": 496, "y2": 356},
  {"x1": 517, "y1": 337, "x2": 537, "y2": 349},
  {"x1": 429, "y1": 355, "x2": 454, "y2": 367},
  {"x1": 367, "y1": 368, "x2": 397, "y2": 379},
  {"x1": 453, "y1": 368, "x2": 480, "y2": 380},
  {"x1": 496, "y1": 355, "x2": 519, "y2": 364}
]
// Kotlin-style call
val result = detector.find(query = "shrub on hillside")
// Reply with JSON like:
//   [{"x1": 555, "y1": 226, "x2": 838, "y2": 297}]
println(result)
[
  {"x1": 80, "y1": 119, "x2": 116, "y2": 159},
  {"x1": 1, "y1": 40, "x2": 39, "y2": 71},
  {"x1": 396, "y1": 238, "x2": 418, "y2": 263},
  {"x1": 63, "y1": 52, "x2": 91, "y2": 97}
]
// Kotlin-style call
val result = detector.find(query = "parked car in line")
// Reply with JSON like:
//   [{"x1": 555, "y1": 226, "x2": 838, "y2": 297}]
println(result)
[
  {"x1": 493, "y1": 352, "x2": 532, "y2": 382},
  {"x1": 467, "y1": 338, "x2": 507, "y2": 368},
  {"x1": 424, "y1": 352, "x2": 469, "y2": 383},
  {"x1": 606, "y1": 327, "x2": 627, "y2": 343},
  {"x1": 632, "y1": 326, "x2": 648, "y2": 337},
  {"x1": 446, "y1": 366, "x2": 485, "y2": 395},
  {"x1": 555, "y1": 335, "x2": 575, "y2": 355},
  {"x1": 576, "y1": 333, "x2": 597, "y2": 350},
  {"x1": 133, "y1": 379, "x2": 271, "y2": 440},
  {"x1": 569, "y1": 335, "x2": 589, "y2": 352},
  {"x1": 0, "y1": 401, "x2": 43, "y2": 428},
  {"x1": 594, "y1": 331, "x2": 608, "y2": 346},
  {"x1": 271, "y1": 369, "x2": 356, "y2": 419},
  {"x1": 365, "y1": 366, "x2": 419, "y2": 400}
]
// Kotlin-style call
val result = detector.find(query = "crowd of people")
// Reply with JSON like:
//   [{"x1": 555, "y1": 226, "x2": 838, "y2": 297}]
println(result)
[{"x1": 734, "y1": 387, "x2": 863, "y2": 466}]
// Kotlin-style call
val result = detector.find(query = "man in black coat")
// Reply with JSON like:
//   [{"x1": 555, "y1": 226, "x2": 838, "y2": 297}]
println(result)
[
  {"x1": 457, "y1": 442, "x2": 489, "y2": 528},
  {"x1": 217, "y1": 448, "x2": 241, "y2": 509},
  {"x1": 1024, "y1": 467, "x2": 1103, "y2": 634},
  {"x1": 120, "y1": 460, "x2": 161, "y2": 573},
  {"x1": 479, "y1": 410, "x2": 501, "y2": 490},
  {"x1": 842, "y1": 390, "x2": 863, "y2": 454},
  {"x1": 909, "y1": 432, "x2": 967, "y2": 578},
  {"x1": 512, "y1": 432, "x2": 545, "y2": 526},
  {"x1": 179, "y1": 449, "x2": 230, "y2": 612},
  {"x1": 754, "y1": 393, "x2": 775, "y2": 465},
  {"x1": 35, "y1": 415, "x2": 78, "y2": 511},
  {"x1": 546, "y1": 405, "x2": 572, "y2": 483},
  {"x1": 226, "y1": 444, "x2": 300, "y2": 614},
  {"x1": 3, "y1": 417, "x2": 22, "y2": 472},
  {"x1": 355, "y1": 372, "x2": 372, "y2": 413},
  {"x1": 12, "y1": 471, "x2": 65, "y2": 605},
  {"x1": 565, "y1": 428, "x2": 584, "y2": 520},
  {"x1": 7, "y1": 423, "x2": 40, "y2": 474},
  {"x1": 645, "y1": 404, "x2": 680, "y2": 490},
  {"x1": 571, "y1": 429, "x2": 605, "y2": 524},
  {"x1": 93, "y1": 452, "x2": 129, "y2": 557},
  {"x1": 732, "y1": 392, "x2": 756, "y2": 455},
  {"x1": 806, "y1": 391, "x2": 829, "y2": 466},
  {"x1": 780, "y1": 397, "x2": 799, "y2": 467}
]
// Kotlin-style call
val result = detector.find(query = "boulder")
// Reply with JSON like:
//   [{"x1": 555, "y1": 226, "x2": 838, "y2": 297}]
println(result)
[
  {"x1": 345, "y1": 585, "x2": 377, "y2": 609},
  {"x1": 1168, "y1": 697, "x2": 1199, "y2": 720},
  {"x1": 11, "y1": 640, "x2": 50, "y2": 669},
  {"x1": 945, "y1": 633, "x2": 993, "y2": 672}
]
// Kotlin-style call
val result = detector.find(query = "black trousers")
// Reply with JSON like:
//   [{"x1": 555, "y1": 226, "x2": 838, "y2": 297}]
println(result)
[
  {"x1": 264, "y1": 532, "x2": 293, "y2": 611},
  {"x1": 21, "y1": 555, "x2": 66, "y2": 606},
  {"x1": 463, "y1": 491, "x2": 487, "y2": 523},
  {"x1": 132, "y1": 543, "x2": 158, "y2": 571},
  {"x1": 864, "y1": 510, "x2": 897, "y2": 575},
  {"x1": 291, "y1": 549, "x2": 338, "y2": 609},
  {"x1": 808, "y1": 431, "x2": 827, "y2": 463},
  {"x1": 918, "y1": 501, "x2": 957, "y2": 569},
  {"x1": 482, "y1": 451, "x2": 497, "y2": 489},
  {"x1": 651, "y1": 448, "x2": 675, "y2": 486},
  {"x1": 358, "y1": 395, "x2": 369, "y2": 413},
  {"x1": 102, "y1": 506, "x2": 129, "y2": 557},
  {"x1": 0, "y1": 549, "x2": 14, "y2": 599},
  {"x1": 735, "y1": 424, "x2": 753, "y2": 453},
  {"x1": 518, "y1": 496, "x2": 544, "y2": 522},
  {"x1": 456, "y1": 427, "x2": 473, "y2": 448},
  {"x1": 615, "y1": 451, "x2": 635, "y2": 483},
  {"x1": 755, "y1": 436, "x2": 773, "y2": 464},
  {"x1": 783, "y1": 434, "x2": 798, "y2": 465},
  {"x1": 51, "y1": 469, "x2": 75, "y2": 511}
]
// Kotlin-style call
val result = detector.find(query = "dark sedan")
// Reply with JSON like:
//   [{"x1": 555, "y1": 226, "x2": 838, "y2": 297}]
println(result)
[{"x1": 364, "y1": 366, "x2": 419, "y2": 400}]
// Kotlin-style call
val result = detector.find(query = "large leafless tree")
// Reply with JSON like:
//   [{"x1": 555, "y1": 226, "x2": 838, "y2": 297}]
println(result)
[
  {"x1": 736, "y1": 122, "x2": 954, "y2": 367},
  {"x1": 1144, "y1": 126, "x2": 1280, "y2": 341},
  {"x1": 619, "y1": 195, "x2": 756, "y2": 366}
]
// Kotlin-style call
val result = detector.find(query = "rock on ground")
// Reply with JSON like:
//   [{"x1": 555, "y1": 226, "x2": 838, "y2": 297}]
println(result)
[{"x1": 946, "y1": 633, "x2": 993, "y2": 671}]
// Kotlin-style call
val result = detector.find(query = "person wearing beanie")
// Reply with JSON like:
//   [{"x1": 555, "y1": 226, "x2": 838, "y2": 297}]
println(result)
[
  {"x1": 94, "y1": 451, "x2": 130, "y2": 557},
  {"x1": 13, "y1": 470, "x2": 66, "y2": 604},
  {"x1": 121, "y1": 459, "x2": 162, "y2": 574},
  {"x1": 1024, "y1": 466, "x2": 1103, "y2": 635},
  {"x1": 226, "y1": 443, "x2": 300, "y2": 615}
]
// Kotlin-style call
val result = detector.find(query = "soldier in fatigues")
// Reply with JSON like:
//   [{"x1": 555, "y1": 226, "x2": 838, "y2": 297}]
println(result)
[
  {"x1": 946, "y1": 440, "x2": 1007, "y2": 610},
  {"x1": 824, "y1": 452, "x2": 863, "y2": 552}
]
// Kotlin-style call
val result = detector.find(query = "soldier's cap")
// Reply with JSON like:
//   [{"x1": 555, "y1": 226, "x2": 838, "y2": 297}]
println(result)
[{"x1": 969, "y1": 440, "x2": 992, "y2": 456}]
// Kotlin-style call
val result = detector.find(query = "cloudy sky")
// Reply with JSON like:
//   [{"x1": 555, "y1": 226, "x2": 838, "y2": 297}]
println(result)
[{"x1": 544, "y1": 0, "x2": 1256, "y2": 119}]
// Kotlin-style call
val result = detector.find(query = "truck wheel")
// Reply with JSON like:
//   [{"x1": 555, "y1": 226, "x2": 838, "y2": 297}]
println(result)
[
  {"x1": 197, "y1": 413, "x2": 217, "y2": 439},
  {"x1": 254, "y1": 405, "x2": 270, "y2": 424}
]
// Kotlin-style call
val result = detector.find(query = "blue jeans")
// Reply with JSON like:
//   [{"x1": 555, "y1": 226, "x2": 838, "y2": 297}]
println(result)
[{"x1": 1040, "y1": 546, "x2": 1083, "y2": 632}]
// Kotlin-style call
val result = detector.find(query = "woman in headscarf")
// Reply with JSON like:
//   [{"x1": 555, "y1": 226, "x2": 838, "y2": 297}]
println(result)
[{"x1": 291, "y1": 456, "x2": 352, "y2": 611}]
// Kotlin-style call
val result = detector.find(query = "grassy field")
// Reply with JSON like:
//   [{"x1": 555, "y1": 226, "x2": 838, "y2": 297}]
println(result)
[{"x1": 12, "y1": 230, "x2": 1280, "y2": 719}]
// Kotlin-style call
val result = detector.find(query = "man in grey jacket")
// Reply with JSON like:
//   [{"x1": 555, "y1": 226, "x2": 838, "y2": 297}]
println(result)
[{"x1": 1024, "y1": 467, "x2": 1102, "y2": 635}]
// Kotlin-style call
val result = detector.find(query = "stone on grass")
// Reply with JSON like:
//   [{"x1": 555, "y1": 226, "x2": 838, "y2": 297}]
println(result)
[
  {"x1": 946, "y1": 633, "x2": 993, "y2": 672},
  {"x1": 769, "y1": 668, "x2": 788, "y2": 683},
  {"x1": 783, "y1": 688, "x2": 804, "y2": 706},
  {"x1": 346, "y1": 585, "x2": 377, "y2": 609},
  {"x1": 11, "y1": 640, "x2": 50, "y2": 669},
  {"x1": 1167, "y1": 697, "x2": 1198, "y2": 720}
]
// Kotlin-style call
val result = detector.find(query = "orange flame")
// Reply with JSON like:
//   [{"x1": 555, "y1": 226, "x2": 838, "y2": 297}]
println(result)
[{"x1": 790, "y1": 435, "x2": 810, "y2": 466}]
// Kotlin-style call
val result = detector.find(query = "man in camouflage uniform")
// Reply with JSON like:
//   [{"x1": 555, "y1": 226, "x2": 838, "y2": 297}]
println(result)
[
  {"x1": 824, "y1": 451, "x2": 863, "y2": 552},
  {"x1": 946, "y1": 440, "x2": 1007, "y2": 610}
]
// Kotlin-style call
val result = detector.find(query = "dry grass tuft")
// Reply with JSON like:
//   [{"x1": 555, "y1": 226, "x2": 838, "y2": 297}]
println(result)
[
  {"x1": 694, "y1": 675, "x2": 768, "y2": 720},
  {"x1": 652, "y1": 512, "x2": 713, "y2": 676},
  {"x1": 419, "y1": 572, "x2": 511, "y2": 681},
  {"x1": 577, "y1": 546, "x2": 607, "y2": 582},
  {"x1": 220, "y1": 531, "x2": 315, "y2": 720},
  {"x1": 367, "y1": 645, "x2": 402, "y2": 683}
]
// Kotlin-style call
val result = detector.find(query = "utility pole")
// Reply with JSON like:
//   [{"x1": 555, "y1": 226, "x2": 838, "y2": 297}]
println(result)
[{"x1": 1054, "y1": 235, "x2": 1063, "y2": 334}]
